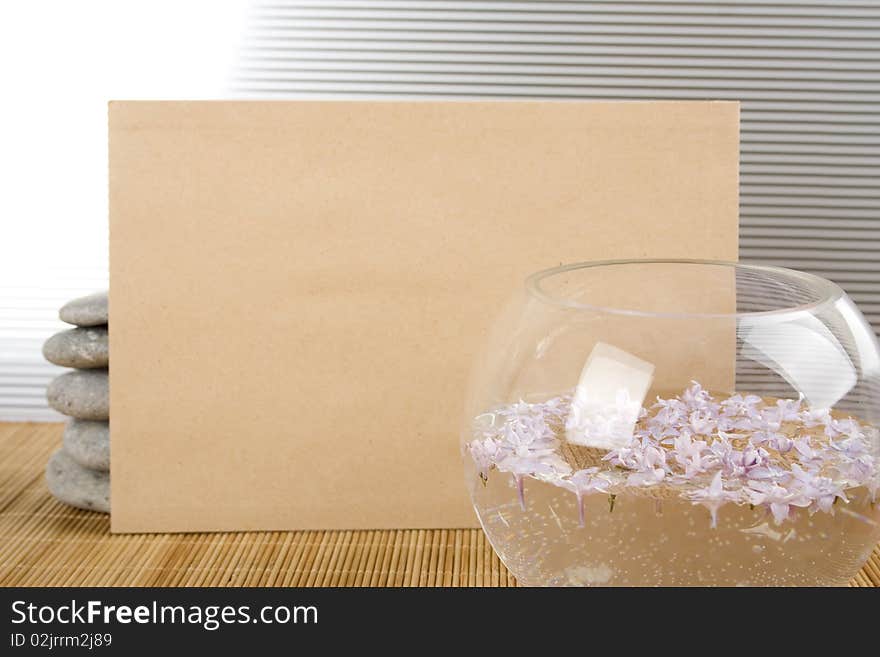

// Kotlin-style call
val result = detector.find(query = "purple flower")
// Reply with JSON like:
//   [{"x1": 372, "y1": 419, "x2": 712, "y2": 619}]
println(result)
[
  {"x1": 564, "y1": 468, "x2": 612, "y2": 526},
  {"x1": 760, "y1": 397, "x2": 802, "y2": 425},
  {"x1": 496, "y1": 454, "x2": 570, "y2": 478},
  {"x1": 604, "y1": 437, "x2": 670, "y2": 490},
  {"x1": 606, "y1": 440, "x2": 666, "y2": 473},
  {"x1": 837, "y1": 453, "x2": 876, "y2": 490},
  {"x1": 721, "y1": 393, "x2": 763, "y2": 418},
  {"x1": 648, "y1": 397, "x2": 688, "y2": 438},
  {"x1": 602, "y1": 443, "x2": 636, "y2": 468},
  {"x1": 468, "y1": 438, "x2": 501, "y2": 479},
  {"x1": 498, "y1": 399, "x2": 534, "y2": 419},
  {"x1": 745, "y1": 463, "x2": 788, "y2": 481},
  {"x1": 789, "y1": 464, "x2": 847, "y2": 514},
  {"x1": 707, "y1": 433, "x2": 733, "y2": 463},
  {"x1": 470, "y1": 383, "x2": 878, "y2": 528},
  {"x1": 747, "y1": 479, "x2": 811, "y2": 525},
  {"x1": 681, "y1": 380, "x2": 714, "y2": 410},
  {"x1": 717, "y1": 414, "x2": 758, "y2": 432},
  {"x1": 497, "y1": 456, "x2": 570, "y2": 510},
  {"x1": 832, "y1": 435, "x2": 870, "y2": 458},
  {"x1": 687, "y1": 472, "x2": 737, "y2": 528},
  {"x1": 672, "y1": 433, "x2": 710, "y2": 478},
  {"x1": 800, "y1": 407, "x2": 832, "y2": 428},
  {"x1": 537, "y1": 395, "x2": 571, "y2": 421},
  {"x1": 688, "y1": 410, "x2": 716, "y2": 435},
  {"x1": 769, "y1": 434, "x2": 794, "y2": 454},
  {"x1": 722, "y1": 444, "x2": 770, "y2": 478},
  {"x1": 749, "y1": 429, "x2": 793, "y2": 453},
  {"x1": 471, "y1": 398, "x2": 574, "y2": 507},
  {"x1": 792, "y1": 436, "x2": 821, "y2": 464},
  {"x1": 827, "y1": 417, "x2": 863, "y2": 441},
  {"x1": 626, "y1": 467, "x2": 666, "y2": 487}
]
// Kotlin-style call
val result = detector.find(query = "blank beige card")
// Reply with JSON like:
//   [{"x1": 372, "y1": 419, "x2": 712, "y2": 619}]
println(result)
[{"x1": 109, "y1": 100, "x2": 739, "y2": 532}]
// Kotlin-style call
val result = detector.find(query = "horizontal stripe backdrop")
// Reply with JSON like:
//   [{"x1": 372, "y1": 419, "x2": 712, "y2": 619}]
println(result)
[{"x1": 236, "y1": 0, "x2": 880, "y2": 327}]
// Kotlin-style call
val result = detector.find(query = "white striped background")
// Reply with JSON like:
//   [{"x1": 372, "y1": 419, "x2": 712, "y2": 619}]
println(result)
[{"x1": 2, "y1": 0, "x2": 878, "y2": 419}]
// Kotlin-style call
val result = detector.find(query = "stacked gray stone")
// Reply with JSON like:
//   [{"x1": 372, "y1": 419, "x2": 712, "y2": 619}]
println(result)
[{"x1": 42, "y1": 292, "x2": 110, "y2": 513}]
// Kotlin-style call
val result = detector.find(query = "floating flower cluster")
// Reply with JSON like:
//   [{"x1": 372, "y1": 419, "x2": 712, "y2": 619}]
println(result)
[{"x1": 467, "y1": 382, "x2": 879, "y2": 527}]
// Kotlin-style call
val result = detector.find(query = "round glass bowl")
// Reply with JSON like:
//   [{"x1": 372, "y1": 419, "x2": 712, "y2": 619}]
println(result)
[{"x1": 462, "y1": 260, "x2": 880, "y2": 586}]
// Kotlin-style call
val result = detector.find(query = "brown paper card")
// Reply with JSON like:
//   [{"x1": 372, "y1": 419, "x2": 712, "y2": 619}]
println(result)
[{"x1": 109, "y1": 100, "x2": 739, "y2": 532}]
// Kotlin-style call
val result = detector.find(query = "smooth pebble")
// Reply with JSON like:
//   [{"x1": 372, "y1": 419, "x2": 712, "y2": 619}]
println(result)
[
  {"x1": 59, "y1": 291, "x2": 108, "y2": 327},
  {"x1": 45, "y1": 449, "x2": 109, "y2": 513},
  {"x1": 63, "y1": 419, "x2": 110, "y2": 471},
  {"x1": 46, "y1": 369, "x2": 109, "y2": 420},
  {"x1": 42, "y1": 326, "x2": 108, "y2": 369}
]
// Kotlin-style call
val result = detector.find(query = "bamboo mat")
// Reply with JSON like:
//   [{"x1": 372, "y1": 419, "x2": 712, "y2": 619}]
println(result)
[
  {"x1": 0, "y1": 423, "x2": 877, "y2": 587},
  {"x1": 0, "y1": 423, "x2": 512, "y2": 587}
]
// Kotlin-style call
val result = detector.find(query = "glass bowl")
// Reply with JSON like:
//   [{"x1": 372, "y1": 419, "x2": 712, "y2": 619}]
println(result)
[{"x1": 462, "y1": 260, "x2": 880, "y2": 586}]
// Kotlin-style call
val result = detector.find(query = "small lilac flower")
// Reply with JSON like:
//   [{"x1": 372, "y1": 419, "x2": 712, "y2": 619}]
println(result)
[
  {"x1": 687, "y1": 471, "x2": 736, "y2": 528},
  {"x1": 539, "y1": 395, "x2": 571, "y2": 421},
  {"x1": 778, "y1": 396, "x2": 803, "y2": 419},
  {"x1": 792, "y1": 436, "x2": 821, "y2": 463},
  {"x1": 479, "y1": 398, "x2": 574, "y2": 507},
  {"x1": 749, "y1": 429, "x2": 786, "y2": 449},
  {"x1": 721, "y1": 393, "x2": 763, "y2": 418},
  {"x1": 681, "y1": 380, "x2": 714, "y2": 410},
  {"x1": 829, "y1": 436, "x2": 876, "y2": 493},
  {"x1": 648, "y1": 397, "x2": 688, "y2": 438},
  {"x1": 723, "y1": 445, "x2": 770, "y2": 478},
  {"x1": 604, "y1": 437, "x2": 669, "y2": 489},
  {"x1": 510, "y1": 452, "x2": 572, "y2": 476},
  {"x1": 830, "y1": 436, "x2": 869, "y2": 458},
  {"x1": 744, "y1": 445, "x2": 768, "y2": 468},
  {"x1": 790, "y1": 464, "x2": 847, "y2": 514},
  {"x1": 746, "y1": 480, "x2": 792, "y2": 525},
  {"x1": 746, "y1": 463, "x2": 788, "y2": 481},
  {"x1": 800, "y1": 407, "x2": 832, "y2": 428},
  {"x1": 707, "y1": 433, "x2": 733, "y2": 463},
  {"x1": 672, "y1": 433, "x2": 710, "y2": 478},
  {"x1": 602, "y1": 443, "x2": 637, "y2": 469},
  {"x1": 837, "y1": 453, "x2": 876, "y2": 489},
  {"x1": 688, "y1": 410, "x2": 716, "y2": 435},
  {"x1": 761, "y1": 397, "x2": 802, "y2": 425},
  {"x1": 606, "y1": 439, "x2": 662, "y2": 468},
  {"x1": 828, "y1": 417, "x2": 863, "y2": 441},
  {"x1": 626, "y1": 467, "x2": 666, "y2": 488},
  {"x1": 468, "y1": 438, "x2": 501, "y2": 480},
  {"x1": 498, "y1": 399, "x2": 534, "y2": 419},
  {"x1": 647, "y1": 423, "x2": 680, "y2": 442},
  {"x1": 564, "y1": 468, "x2": 612, "y2": 526},
  {"x1": 768, "y1": 434, "x2": 794, "y2": 454},
  {"x1": 717, "y1": 414, "x2": 757, "y2": 432},
  {"x1": 747, "y1": 480, "x2": 811, "y2": 525},
  {"x1": 497, "y1": 456, "x2": 570, "y2": 510}
]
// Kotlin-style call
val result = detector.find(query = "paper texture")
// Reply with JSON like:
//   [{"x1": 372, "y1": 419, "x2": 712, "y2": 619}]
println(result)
[{"x1": 109, "y1": 100, "x2": 739, "y2": 532}]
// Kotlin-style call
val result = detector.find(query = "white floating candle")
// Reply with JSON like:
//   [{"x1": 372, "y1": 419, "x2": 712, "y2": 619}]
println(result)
[{"x1": 565, "y1": 342, "x2": 655, "y2": 450}]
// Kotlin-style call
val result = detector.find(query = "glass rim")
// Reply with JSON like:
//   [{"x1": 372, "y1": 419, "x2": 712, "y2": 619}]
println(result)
[{"x1": 524, "y1": 258, "x2": 845, "y2": 319}]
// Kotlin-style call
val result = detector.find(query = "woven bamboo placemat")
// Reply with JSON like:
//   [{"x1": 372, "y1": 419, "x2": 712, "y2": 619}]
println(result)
[{"x1": 0, "y1": 422, "x2": 877, "y2": 587}]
